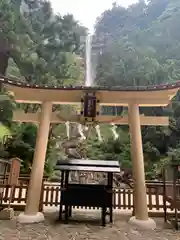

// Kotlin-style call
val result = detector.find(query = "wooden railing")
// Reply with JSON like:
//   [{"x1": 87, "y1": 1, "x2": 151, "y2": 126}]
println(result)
[
  {"x1": 0, "y1": 181, "x2": 173, "y2": 215},
  {"x1": 0, "y1": 174, "x2": 48, "y2": 185}
]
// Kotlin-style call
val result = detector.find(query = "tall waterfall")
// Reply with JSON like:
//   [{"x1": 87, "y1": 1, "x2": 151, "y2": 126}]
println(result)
[
  {"x1": 85, "y1": 35, "x2": 93, "y2": 87},
  {"x1": 65, "y1": 34, "x2": 118, "y2": 141},
  {"x1": 65, "y1": 35, "x2": 94, "y2": 141},
  {"x1": 84, "y1": 34, "x2": 118, "y2": 141},
  {"x1": 84, "y1": 34, "x2": 102, "y2": 141}
]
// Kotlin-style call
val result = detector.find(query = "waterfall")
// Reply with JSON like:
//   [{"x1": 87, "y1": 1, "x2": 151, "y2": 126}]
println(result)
[
  {"x1": 64, "y1": 34, "x2": 119, "y2": 141},
  {"x1": 84, "y1": 34, "x2": 102, "y2": 141},
  {"x1": 84, "y1": 34, "x2": 119, "y2": 141},
  {"x1": 64, "y1": 35, "x2": 93, "y2": 140},
  {"x1": 85, "y1": 34, "x2": 93, "y2": 87}
]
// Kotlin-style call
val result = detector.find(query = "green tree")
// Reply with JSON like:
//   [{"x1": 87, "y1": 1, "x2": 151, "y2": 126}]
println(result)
[
  {"x1": 0, "y1": 0, "x2": 86, "y2": 175},
  {"x1": 91, "y1": 0, "x2": 180, "y2": 179}
]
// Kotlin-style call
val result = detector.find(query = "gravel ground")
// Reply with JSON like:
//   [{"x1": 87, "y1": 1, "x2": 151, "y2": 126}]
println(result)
[{"x1": 0, "y1": 210, "x2": 179, "y2": 240}]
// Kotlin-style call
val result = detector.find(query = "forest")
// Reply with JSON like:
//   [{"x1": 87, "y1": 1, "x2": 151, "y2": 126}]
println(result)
[{"x1": 0, "y1": 0, "x2": 180, "y2": 179}]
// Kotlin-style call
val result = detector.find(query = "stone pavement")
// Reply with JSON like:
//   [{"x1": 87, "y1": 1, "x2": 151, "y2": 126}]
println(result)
[{"x1": 0, "y1": 210, "x2": 179, "y2": 240}]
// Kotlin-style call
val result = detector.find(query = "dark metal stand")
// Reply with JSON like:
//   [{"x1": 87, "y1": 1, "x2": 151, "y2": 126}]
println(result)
[
  {"x1": 56, "y1": 159, "x2": 120, "y2": 227},
  {"x1": 59, "y1": 170, "x2": 114, "y2": 226}
]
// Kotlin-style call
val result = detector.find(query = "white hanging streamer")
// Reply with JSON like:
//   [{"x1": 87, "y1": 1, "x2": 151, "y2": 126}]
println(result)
[
  {"x1": 65, "y1": 121, "x2": 70, "y2": 139},
  {"x1": 95, "y1": 125, "x2": 103, "y2": 142},
  {"x1": 111, "y1": 123, "x2": 119, "y2": 140},
  {"x1": 78, "y1": 124, "x2": 86, "y2": 140}
]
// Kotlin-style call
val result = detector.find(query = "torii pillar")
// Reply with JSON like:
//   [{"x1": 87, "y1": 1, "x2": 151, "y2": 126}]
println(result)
[
  {"x1": 128, "y1": 103, "x2": 156, "y2": 229},
  {"x1": 18, "y1": 101, "x2": 52, "y2": 223}
]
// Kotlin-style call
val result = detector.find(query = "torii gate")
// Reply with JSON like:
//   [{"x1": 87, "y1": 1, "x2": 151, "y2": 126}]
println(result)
[{"x1": 0, "y1": 76, "x2": 179, "y2": 229}]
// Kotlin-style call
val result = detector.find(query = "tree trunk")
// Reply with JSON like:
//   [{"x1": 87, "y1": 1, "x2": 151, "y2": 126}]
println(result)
[
  {"x1": 0, "y1": 52, "x2": 9, "y2": 76},
  {"x1": 0, "y1": 38, "x2": 12, "y2": 76}
]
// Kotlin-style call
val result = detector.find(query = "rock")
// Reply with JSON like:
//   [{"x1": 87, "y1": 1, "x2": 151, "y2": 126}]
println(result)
[{"x1": 0, "y1": 208, "x2": 14, "y2": 220}]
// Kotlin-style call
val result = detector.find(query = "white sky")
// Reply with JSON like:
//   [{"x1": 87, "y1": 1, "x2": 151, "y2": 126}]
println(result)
[{"x1": 50, "y1": 0, "x2": 138, "y2": 32}]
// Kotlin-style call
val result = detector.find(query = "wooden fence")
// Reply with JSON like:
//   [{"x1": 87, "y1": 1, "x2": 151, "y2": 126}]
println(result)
[
  {"x1": 0, "y1": 180, "x2": 175, "y2": 215},
  {"x1": 0, "y1": 174, "x2": 48, "y2": 185}
]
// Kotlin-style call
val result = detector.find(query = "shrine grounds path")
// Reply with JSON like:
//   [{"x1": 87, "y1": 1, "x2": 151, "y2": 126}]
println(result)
[{"x1": 0, "y1": 210, "x2": 179, "y2": 240}]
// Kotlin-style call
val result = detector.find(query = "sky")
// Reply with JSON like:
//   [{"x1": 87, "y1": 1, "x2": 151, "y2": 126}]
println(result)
[{"x1": 50, "y1": 0, "x2": 138, "y2": 32}]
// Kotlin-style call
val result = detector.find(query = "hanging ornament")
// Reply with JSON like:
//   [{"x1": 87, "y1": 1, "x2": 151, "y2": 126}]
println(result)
[
  {"x1": 65, "y1": 121, "x2": 70, "y2": 139},
  {"x1": 95, "y1": 125, "x2": 103, "y2": 142},
  {"x1": 111, "y1": 123, "x2": 119, "y2": 140}
]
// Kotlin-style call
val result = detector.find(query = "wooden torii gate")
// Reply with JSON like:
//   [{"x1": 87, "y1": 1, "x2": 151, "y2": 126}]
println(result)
[{"x1": 0, "y1": 76, "x2": 179, "y2": 229}]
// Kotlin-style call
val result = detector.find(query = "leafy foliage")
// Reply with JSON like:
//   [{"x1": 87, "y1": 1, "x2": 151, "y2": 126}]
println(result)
[
  {"x1": 0, "y1": 0, "x2": 86, "y2": 175},
  {"x1": 91, "y1": 0, "x2": 180, "y2": 178},
  {"x1": 0, "y1": 91, "x2": 16, "y2": 126},
  {"x1": 1, "y1": 0, "x2": 180, "y2": 179}
]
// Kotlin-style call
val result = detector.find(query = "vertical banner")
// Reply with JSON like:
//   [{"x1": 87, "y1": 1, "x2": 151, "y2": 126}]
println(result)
[
  {"x1": 7, "y1": 158, "x2": 21, "y2": 209},
  {"x1": 80, "y1": 92, "x2": 100, "y2": 123},
  {"x1": 8, "y1": 158, "x2": 21, "y2": 186}
]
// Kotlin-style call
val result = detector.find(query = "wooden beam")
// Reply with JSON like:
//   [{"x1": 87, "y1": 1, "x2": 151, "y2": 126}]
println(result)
[
  {"x1": 4, "y1": 84, "x2": 178, "y2": 106},
  {"x1": 14, "y1": 100, "x2": 171, "y2": 107},
  {"x1": 97, "y1": 115, "x2": 169, "y2": 126},
  {"x1": 12, "y1": 111, "x2": 169, "y2": 126}
]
